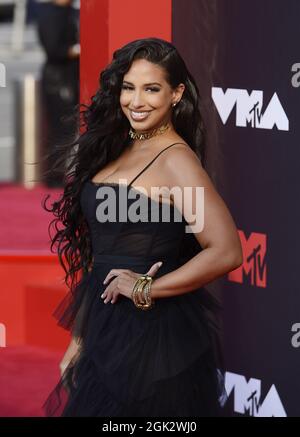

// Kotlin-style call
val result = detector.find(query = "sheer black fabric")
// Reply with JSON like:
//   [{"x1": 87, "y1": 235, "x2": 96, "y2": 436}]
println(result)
[{"x1": 43, "y1": 143, "x2": 227, "y2": 417}]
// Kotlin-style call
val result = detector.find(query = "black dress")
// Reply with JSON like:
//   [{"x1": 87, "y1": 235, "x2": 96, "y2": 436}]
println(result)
[{"x1": 44, "y1": 142, "x2": 227, "y2": 417}]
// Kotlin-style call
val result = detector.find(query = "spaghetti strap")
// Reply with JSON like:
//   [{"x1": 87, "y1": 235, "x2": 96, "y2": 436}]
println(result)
[{"x1": 128, "y1": 142, "x2": 187, "y2": 186}]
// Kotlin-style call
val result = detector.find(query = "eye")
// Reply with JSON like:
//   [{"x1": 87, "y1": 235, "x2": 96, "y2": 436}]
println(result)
[
  {"x1": 145, "y1": 87, "x2": 160, "y2": 92},
  {"x1": 121, "y1": 85, "x2": 133, "y2": 90}
]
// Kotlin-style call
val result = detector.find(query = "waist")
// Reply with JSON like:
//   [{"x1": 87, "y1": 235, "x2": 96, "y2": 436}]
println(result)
[
  {"x1": 91, "y1": 253, "x2": 181, "y2": 296},
  {"x1": 93, "y1": 253, "x2": 179, "y2": 270}
]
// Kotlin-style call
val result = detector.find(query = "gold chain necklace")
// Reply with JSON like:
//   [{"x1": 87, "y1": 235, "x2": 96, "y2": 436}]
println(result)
[{"x1": 129, "y1": 122, "x2": 170, "y2": 140}]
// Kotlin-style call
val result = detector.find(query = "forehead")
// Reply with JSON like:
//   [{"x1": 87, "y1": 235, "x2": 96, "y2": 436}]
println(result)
[{"x1": 123, "y1": 59, "x2": 167, "y2": 83}]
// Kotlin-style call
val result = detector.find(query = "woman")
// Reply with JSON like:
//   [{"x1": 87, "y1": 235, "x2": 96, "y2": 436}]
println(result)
[{"x1": 43, "y1": 37, "x2": 242, "y2": 417}]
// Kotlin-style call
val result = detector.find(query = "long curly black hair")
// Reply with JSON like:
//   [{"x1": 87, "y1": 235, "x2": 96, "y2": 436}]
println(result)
[{"x1": 43, "y1": 37, "x2": 207, "y2": 293}]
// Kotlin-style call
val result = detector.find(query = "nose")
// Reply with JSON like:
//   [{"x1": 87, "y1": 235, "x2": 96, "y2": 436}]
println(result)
[{"x1": 131, "y1": 90, "x2": 145, "y2": 108}]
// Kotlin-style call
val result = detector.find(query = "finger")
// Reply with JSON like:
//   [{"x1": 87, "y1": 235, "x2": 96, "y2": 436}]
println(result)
[
  {"x1": 101, "y1": 278, "x2": 118, "y2": 303},
  {"x1": 146, "y1": 261, "x2": 163, "y2": 277},
  {"x1": 103, "y1": 270, "x2": 120, "y2": 285},
  {"x1": 101, "y1": 287, "x2": 111, "y2": 302},
  {"x1": 103, "y1": 291, "x2": 112, "y2": 304},
  {"x1": 110, "y1": 293, "x2": 118, "y2": 304},
  {"x1": 103, "y1": 269, "x2": 128, "y2": 284}
]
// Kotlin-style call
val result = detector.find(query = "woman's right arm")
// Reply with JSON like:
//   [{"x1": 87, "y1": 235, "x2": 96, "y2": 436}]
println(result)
[
  {"x1": 59, "y1": 336, "x2": 81, "y2": 377},
  {"x1": 59, "y1": 257, "x2": 94, "y2": 376}
]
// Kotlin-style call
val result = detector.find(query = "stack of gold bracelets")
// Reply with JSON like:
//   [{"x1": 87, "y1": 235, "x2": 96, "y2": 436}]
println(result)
[{"x1": 131, "y1": 274, "x2": 155, "y2": 310}]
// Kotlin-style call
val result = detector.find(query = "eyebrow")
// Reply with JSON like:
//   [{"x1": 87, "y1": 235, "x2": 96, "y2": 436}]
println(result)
[{"x1": 122, "y1": 80, "x2": 162, "y2": 87}]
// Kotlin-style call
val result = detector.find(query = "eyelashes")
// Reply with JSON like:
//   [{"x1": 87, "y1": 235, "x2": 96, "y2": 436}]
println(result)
[{"x1": 121, "y1": 85, "x2": 160, "y2": 93}]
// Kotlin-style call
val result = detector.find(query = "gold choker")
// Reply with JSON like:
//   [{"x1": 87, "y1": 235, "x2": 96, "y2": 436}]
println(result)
[{"x1": 129, "y1": 122, "x2": 170, "y2": 140}]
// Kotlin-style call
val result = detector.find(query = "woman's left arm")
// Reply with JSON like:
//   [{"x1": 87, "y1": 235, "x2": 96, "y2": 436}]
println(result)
[{"x1": 151, "y1": 145, "x2": 243, "y2": 299}]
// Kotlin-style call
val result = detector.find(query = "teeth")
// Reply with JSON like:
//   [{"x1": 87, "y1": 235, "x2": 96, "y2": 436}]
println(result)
[{"x1": 131, "y1": 111, "x2": 150, "y2": 118}]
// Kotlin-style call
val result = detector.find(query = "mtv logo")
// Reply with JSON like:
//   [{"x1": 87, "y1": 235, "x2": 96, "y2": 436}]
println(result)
[
  {"x1": 225, "y1": 371, "x2": 287, "y2": 417},
  {"x1": 228, "y1": 230, "x2": 266, "y2": 287},
  {"x1": 212, "y1": 87, "x2": 289, "y2": 131}
]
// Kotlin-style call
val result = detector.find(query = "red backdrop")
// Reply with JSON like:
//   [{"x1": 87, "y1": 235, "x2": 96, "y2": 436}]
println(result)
[{"x1": 80, "y1": 0, "x2": 172, "y2": 105}]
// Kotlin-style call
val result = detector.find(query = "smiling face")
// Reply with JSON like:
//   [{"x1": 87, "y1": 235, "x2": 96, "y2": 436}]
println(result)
[{"x1": 120, "y1": 58, "x2": 184, "y2": 133}]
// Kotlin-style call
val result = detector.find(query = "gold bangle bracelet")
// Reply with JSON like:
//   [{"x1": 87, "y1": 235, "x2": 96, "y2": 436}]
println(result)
[
  {"x1": 142, "y1": 279, "x2": 154, "y2": 307},
  {"x1": 132, "y1": 275, "x2": 154, "y2": 310},
  {"x1": 132, "y1": 278, "x2": 147, "y2": 308},
  {"x1": 132, "y1": 285, "x2": 141, "y2": 307},
  {"x1": 136, "y1": 279, "x2": 148, "y2": 305}
]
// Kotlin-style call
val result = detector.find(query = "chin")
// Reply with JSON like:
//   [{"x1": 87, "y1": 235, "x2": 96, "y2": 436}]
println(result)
[
  {"x1": 133, "y1": 124, "x2": 153, "y2": 131},
  {"x1": 130, "y1": 121, "x2": 154, "y2": 131},
  {"x1": 132, "y1": 119, "x2": 165, "y2": 131}
]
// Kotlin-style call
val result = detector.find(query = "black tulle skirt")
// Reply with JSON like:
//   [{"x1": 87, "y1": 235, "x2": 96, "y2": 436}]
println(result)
[{"x1": 43, "y1": 256, "x2": 227, "y2": 417}]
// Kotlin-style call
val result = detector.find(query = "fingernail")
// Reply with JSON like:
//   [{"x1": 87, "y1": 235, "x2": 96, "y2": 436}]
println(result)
[
  {"x1": 158, "y1": 262, "x2": 163, "y2": 267},
  {"x1": 103, "y1": 280, "x2": 106, "y2": 284}
]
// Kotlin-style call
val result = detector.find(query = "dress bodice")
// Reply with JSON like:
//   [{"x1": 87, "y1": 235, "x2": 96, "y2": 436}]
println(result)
[
  {"x1": 80, "y1": 142, "x2": 190, "y2": 263},
  {"x1": 81, "y1": 180, "x2": 186, "y2": 262}
]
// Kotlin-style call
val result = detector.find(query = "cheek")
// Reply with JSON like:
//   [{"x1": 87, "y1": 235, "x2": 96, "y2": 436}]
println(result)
[
  {"x1": 152, "y1": 93, "x2": 171, "y2": 109},
  {"x1": 120, "y1": 92, "x2": 130, "y2": 107}
]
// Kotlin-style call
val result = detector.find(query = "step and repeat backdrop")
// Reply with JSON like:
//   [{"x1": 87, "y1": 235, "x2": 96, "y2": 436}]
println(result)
[
  {"x1": 80, "y1": 0, "x2": 299, "y2": 417},
  {"x1": 173, "y1": 0, "x2": 300, "y2": 416}
]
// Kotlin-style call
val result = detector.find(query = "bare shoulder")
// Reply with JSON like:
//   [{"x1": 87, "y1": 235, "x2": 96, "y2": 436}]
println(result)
[
  {"x1": 161, "y1": 141, "x2": 202, "y2": 166},
  {"x1": 159, "y1": 142, "x2": 209, "y2": 188}
]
